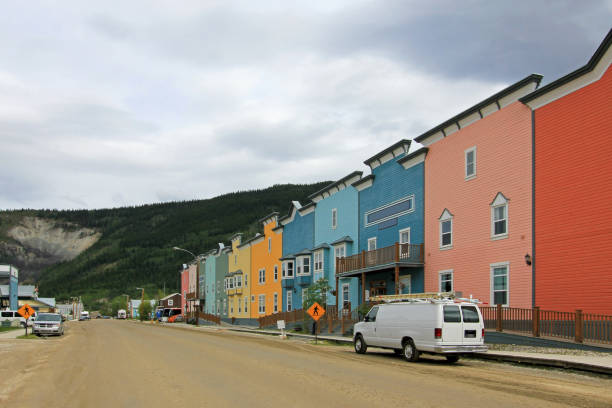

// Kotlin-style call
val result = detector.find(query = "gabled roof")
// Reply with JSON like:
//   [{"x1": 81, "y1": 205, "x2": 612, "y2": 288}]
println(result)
[
  {"x1": 414, "y1": 74, "x2": 543, "y2": 145},
  {"x1": 37, "y1": 297, "x2": 56, "y2": 307},
  {"x1": 397, "y1": 147, "x2": 429, "y2": 169},
  {"x1": 161, "y1": 293, "x2": 180, "y2": 300},
  {"x1": 520, "y1": 29, "x2": 612, "y2": 108},
  {"x1": 310, "y1": 243, "x2": 331, "y2": 251},
  {"x1": 308, "y1": 171, "x2": 363, "y2": 202},
  {"x1": 330, "y1": 236, "x2": 354, "y2": 246},
  {"x1": 363, "y1": 139, "x2": 411, "y2": 170}
]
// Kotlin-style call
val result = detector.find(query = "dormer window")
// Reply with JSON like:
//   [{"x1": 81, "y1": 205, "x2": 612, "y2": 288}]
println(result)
[
  {"x1": 439, "y1": 209, "x2": 453, "y2": 249},
  {"x1": 491, "y1": 193, "x2": 509, "y2": 239}
]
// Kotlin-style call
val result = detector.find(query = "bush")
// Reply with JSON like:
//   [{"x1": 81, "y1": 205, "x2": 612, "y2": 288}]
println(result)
[{"x1": 139, "y1": 301, "x2": 153, "y2": 321}]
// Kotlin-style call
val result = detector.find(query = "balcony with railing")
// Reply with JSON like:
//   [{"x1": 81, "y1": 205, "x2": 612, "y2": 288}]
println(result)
[
  {"x1": 296, "y1": 274, "x2": 312, "y2": 286},
  {"x1": 336, "y1": 243, "x2": 424, "y2": 276},
  {"x1": 281, "y1": 278, "x2": 294, "y2": 289}
]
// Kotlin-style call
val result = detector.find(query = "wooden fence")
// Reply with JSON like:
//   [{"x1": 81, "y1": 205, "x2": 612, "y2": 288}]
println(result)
[
  {"x1": 481, "y1": 304, "x2": 611, "y2": 344},
  {"x1": 197, "y1": 311, "x2": 221, "y2": 325},
  {"x1": 258, "y1": 305, "x2": 360, "y2": 335}
]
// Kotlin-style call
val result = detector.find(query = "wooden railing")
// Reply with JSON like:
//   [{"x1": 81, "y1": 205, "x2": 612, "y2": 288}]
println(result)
[
  {"x1": 185, "y1": 291, "x2": 197, "y2": 300},
  {"x1": 337, "y1": 243, "x2": 424, "y2": 275},
  {"x1": 197, "y1": 311, "x2": 221, "y2": 325},
  {"x1": 480, "y1": 304, "x2": 611, "y2": 344},
  {"x1": 258, "y1": 304, "x2": 360, "y2": 336}
]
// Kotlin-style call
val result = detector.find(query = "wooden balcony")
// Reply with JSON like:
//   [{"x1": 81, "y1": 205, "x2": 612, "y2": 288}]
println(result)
[
  {"x1": 336, "y1": 243, "x2": 424, "y2": 276},
  {"x1": 186, "y1": 291, "x2": 197, "y2": 300}
]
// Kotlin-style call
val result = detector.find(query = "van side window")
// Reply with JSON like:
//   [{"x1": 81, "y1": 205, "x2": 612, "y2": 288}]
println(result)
[
  {"x1": 366, "y1": 306, "x2": 379, "y2": 322},
  {"x1": 1, "y1": 311, "x2": 13, "y2": 318},
  {"x1": 443, "y1": 306, "x2": 461, "y2": 323},
  {"x1": 461, "y1": 306, "x2": 480, "y2": 323}
]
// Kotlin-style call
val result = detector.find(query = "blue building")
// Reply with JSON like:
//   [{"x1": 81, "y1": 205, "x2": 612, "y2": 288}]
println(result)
[
  {"x1": 0, "y1": 264, "x2": 19, "y2": 310},
  {"x1": 278, "y1": 201, "x2": 315, "y2": 312},
  {"x1": 341, "y1": 140, "x2": 426, "y2": 303},
  {"x1": 310, "y1": 171, "x2": 362, "y2": 315}
]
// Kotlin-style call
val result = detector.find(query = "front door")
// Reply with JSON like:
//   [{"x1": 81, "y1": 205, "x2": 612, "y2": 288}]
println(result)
[{"x1": 399, "y1": 275, "x2": 411, "y2": 295}]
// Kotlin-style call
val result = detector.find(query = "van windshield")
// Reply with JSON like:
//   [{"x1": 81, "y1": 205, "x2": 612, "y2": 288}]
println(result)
[
  {"x1": 443, "y1": 306, "x2": 461, "y2": 322},
  {"x1": 461, "y1": 306, "x2": 480, "y2": 323}
]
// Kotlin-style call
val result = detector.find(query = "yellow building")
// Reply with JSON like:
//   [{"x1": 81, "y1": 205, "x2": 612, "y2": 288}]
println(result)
[
  {"x1": 250, "y1": 213, "x2": 282, "y2": 318},
  {"x1": 225, "y1": 233, "x2": 253, "y2": 321}
]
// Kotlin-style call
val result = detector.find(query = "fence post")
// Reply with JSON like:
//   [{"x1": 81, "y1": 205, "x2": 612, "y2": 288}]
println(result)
[
  {"x1": 532, "y1": 306, "x2": 540, "y2": 337},
  {"x1": 575, "y1": 309, "x2": 583, "y2": 343},
  {"x1": 496, "y1": 303, "x2": 503, "y2": 332}
]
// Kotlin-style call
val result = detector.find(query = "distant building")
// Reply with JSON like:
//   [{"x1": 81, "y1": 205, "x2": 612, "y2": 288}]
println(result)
[{"x1": 0, "y1": 264, "x2": 19, "y2": 310}]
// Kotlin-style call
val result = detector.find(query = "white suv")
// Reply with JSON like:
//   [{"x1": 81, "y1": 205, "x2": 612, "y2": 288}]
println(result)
[
  {"x1": 0, "y1": 310, "x2": 36, "y2": 327},
  {"x1": 353, "y1": 300, "x2": 487, "y2": 363}
]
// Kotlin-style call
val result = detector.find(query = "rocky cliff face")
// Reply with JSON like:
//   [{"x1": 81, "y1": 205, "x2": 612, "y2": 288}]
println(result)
[{"x1": 0, "y1": 217, "x2": 101, "y2": 283}]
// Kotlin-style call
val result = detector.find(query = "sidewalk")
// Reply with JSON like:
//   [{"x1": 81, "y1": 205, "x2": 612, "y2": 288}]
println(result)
[
  {"x1": 0, "y1": 328, "x2": 25, "y2": 339},
  {"x1": 152, "y1": 321, "x2": 612, "y2": 375}
]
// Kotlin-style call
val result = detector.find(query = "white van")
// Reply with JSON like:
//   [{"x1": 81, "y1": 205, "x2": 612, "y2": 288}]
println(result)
[
  {"x1": 0, "y1": 310, "x2": 36, "y2": 327},
  {"x1": 353, "y1": 299, "x2": 487, "y2": 363},
  {"x1": 117, "y1": 309, "x2": 127, "y2": 319}
]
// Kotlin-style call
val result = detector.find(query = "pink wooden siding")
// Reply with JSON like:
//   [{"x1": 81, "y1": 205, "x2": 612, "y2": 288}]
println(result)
[{"x1": 424, "y1": 101, "x2": 533, "y2": 307}]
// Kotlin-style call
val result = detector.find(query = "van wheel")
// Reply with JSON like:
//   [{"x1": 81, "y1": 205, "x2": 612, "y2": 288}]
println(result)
[
  {"x1": 354, "y1": 334, "x2": 367, "y2": 354},
  {"x1": 446, "y1": 355, "x2": 460, "y2": 363},
  {"x1": 402, "y1": 339, "x2": 419, "y2": 362}
]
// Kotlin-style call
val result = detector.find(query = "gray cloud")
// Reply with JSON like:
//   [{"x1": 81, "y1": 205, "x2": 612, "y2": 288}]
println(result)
[{"x1": 0, "y1": 1, "x2": 609, "y2": 210}]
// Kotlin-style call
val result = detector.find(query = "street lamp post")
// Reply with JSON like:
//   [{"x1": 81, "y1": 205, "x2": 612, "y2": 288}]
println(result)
[
  {"x1": 136, "y1": 287, "x2": 144, "y2": 320},
  {"x1": 173, "y1": 246, "x2": 200, "y2": 326},
  {"x1": 121, "y1": 294, "x2": 130, "y2": 318}
]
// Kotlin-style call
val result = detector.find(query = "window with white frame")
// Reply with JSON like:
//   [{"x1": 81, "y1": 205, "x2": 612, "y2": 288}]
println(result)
[
  {"x1": 273, "y1": 292, "x2": 278, "y2": 313},
  {"x1": 238, "y1": 299, "x2": 241, "y2": 313},
  {"x1": 342, "y1": 283, "x2": 350, "y2": 309},
  {"x1": 331, "y1": 208, "x2": 337, "y2": 229},
  {"x1": 258, "y1": 268, "x2": 266, "y2": 284},
  {"x1": 236, "y1": 275, "x2": 242, "y2": 288},
  {"x1": 399, "y1": 227, "x2": 411, "y2": 244},
  {"x1": 491, "y1": 262, "x2": 509, "y2": 306},
  {"x1": 334, "y1": 244, "x2": 346, "y2": 260},
  {"x1": 223, "y1": 299, "x2": 227, "y2": 315},
  {"x1": 439, "y1": 270, "x2": 453, "y2": 293},
  {"x1": 302, "y1": 288, "x2": 308, "y2": 308},
  {"x1": 367, "y1": 237, "x2": 377, "y2": 251},
  {"x1": 244, "y1": 274, "x2": 248, "y2": 287},
  {"x1": 439, "y1": 209, "x2": 453, "y2": 249},
  {"x1": 313, "y1": 250, "x2": 323, "y2": 272},
  {"x1": 365, "y1": 195, "x2": 415, "y2": 227},
  {"x1": 251, "y1": 295, "x2": 255, "y2": 302},
  {"x1": 274, "y1": 265, "x2": 278, "y2": 281},
  {"x1": 268, "y1": 238, "x2": 272, "y2": 253},
  {"x1": 229, "y1": 277, "x2": 234, "y2": 289},
  {"x1": 282, "y1": 260, "x2": 294, "y2": 278},
  {"x1": 491, "y1": 193, "x2": 509, "y2": 239},
  {"x1": 244, "y1": 297, "x2": 248, "y2": 313},
  {"x1": 465, "y1": 146, "x2": 477, "y2": 179},
  {"x1": 286, "y1": 291, "x2": 292, "y2": 312},
  {"x1": 297, "y1": 256, "x2": 311, "y2": 275},
  {"x1": 258, "y1": 294, "x2": 265, "y2": 314}
]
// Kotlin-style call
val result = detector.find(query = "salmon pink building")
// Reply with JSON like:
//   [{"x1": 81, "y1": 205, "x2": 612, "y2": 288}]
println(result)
[
  {"x1": 416, "y1": 75, "x2": 542, "y2": 308},
  {"x1": 521, "y1": 30, "x2": 612, "y2": 314}
]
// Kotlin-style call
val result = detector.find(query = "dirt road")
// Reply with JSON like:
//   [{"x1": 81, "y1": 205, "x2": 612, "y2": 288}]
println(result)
[{"x1": 1, "y1": 320, "x2": 610, "y2": 407}]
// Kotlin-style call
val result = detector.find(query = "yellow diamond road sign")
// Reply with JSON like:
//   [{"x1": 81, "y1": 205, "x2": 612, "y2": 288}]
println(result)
[
  {"x1": 18, "y1": 304, "x2": 35, "y2": 320},
  {"x1": 307, "y1": 302, "x2": 325, "y2": 321}
]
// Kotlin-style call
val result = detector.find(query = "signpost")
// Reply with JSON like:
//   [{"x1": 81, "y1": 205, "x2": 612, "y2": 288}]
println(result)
[
  {"x1": 17, "y1": 304, "x2": 35, "y2": 336},
  {"x1": 277, "y1": 319, "x2": 286, "y2": 339},
  {"x1": 306, "y1": 302, "x2": 325, "y2": 344}
]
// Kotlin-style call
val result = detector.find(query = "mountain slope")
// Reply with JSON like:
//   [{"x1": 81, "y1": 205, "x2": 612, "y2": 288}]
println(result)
[{"x1": 0, "y1": 182, "x2": 329, "y2": 304}]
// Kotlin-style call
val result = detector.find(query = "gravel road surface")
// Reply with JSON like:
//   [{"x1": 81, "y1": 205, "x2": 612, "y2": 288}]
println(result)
[{"x1": 1, "y1": 320, "x2": 610, "y2": 407}]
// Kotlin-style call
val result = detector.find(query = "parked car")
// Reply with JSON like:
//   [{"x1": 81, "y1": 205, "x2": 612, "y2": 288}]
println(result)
[
  {"x1": 353, "y1": 299, "x2": 487, "y2": 363},
  {"x1": 32, "y1": 313, "x2": 65, "y2": 336},
  {"x1": 0, "y1": 310, "x2": 36, "y2": 327}
]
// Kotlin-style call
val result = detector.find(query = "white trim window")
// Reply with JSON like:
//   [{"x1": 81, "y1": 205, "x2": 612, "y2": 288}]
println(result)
[
  {"x1": 297, "y1": 256, "x2": 311, "y2": 276},
  {"x1": 258, "y1": 294, "x2": 266, "y2": 314},
  {"x1": 334, "y1": 244, "x2": 346, "y2": 260},
  {"x1": 274, "y1": 265, "x2": 278, "y2": 281},
  {"x1": 367, "y1": 237, "x2": 377, "y2": 251},
  {"x1": 491, "y1": 262, "x2": 509, "y2": 306},
  {"x1": 342, "y1": 283, "x2": 350, "y2": 309},
  {"x1": 244, "y1": 274, "x2": 248, "y2": 287},
  {"x1": 238, "y1": 299, "x2": 241, "y2": 313},
  {"x1": 364, "y1": 195, "x2": 415, "y2": 227},
  {"x1": 399, "y1": 227, "x2": 411, "y2": 244},
  {"x1": 258, "y1": 268, "x2": 266, "y2": 284},
  {"x1": 244, "y1": 297, "x2": 248, "y2": 313},
  {"x1": 313, "y1": 250, "x2": 323, "y2": 273},
  {"x1": 439, "y1": 209, "x2": 453, "y2": 249},
  {"x1": 491, "y1": 193, "x2": 509, "y2": 239},
  {"x1": 282, "y1": 260, "x2": 294, "y2": 278},
  {"x1": 268, "y1": 238, "x2": 272, "y2": 253},
  {"x1": 331, "y1": 208, "x2": 338, "y2": 229},
  {"x1": 465, "y1": 146, "x2": 477, "y2": 180},
  {"x1": 235, "y1": 275, "x2": 242, "y2": 288},
  {"x1": 273, "y1": 292, "x2": 278, "y2": 313},
  {"x1": 301, "y1": 288, "x2": 308, "y2": 308},
  {"x1": 286, "y1": 290, "x2": 292, "y2": 312},
  {"x1": 439, "y1": 270, "x2": 453, "y2": 293}
]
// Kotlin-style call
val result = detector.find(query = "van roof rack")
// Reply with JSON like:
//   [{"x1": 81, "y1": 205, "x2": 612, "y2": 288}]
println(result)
[{"x1": 370, "y1": 292, "x2": 455, "y2": 303}]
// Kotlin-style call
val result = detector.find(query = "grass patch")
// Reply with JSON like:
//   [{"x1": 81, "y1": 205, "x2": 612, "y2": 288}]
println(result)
[
  {"x1": 0, "y1": 326, "x2": 21, "y2": 333},
  {"x1": 308, "y1": 339, "x2": 351, "y2": 347},
  {"x1": 17, "y1": 334, "x2": 41, "y2": 340}
]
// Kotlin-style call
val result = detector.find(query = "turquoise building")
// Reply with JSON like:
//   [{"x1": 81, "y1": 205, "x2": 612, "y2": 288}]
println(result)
[
  {"x1": 310, "y1": 171, "x2": 362, "y2": 315},
  {"x1": 278, "y1": 201, "x2": 315, "y2": 312},
  {"x1": 203, "y1": 244, "x2": 229, "y2": 317}
]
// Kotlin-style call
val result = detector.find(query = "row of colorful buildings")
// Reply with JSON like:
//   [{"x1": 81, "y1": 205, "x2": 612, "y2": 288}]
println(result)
[{"x1": 180, "y1": 31, "x2": 612, "y2": 318}]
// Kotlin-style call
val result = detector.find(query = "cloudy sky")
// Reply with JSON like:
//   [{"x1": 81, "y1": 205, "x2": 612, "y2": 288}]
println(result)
[{"x1": 1, "y1": 1, "x2": 610, "y2": 210}]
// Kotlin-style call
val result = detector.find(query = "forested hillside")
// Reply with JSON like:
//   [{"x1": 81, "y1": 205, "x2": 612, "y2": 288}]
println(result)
[{"x1": 0, "y1": 182, "x2": 329, "y2": 307}]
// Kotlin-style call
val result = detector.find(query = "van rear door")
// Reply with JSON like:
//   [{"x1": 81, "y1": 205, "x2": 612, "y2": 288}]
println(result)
[
  {"x1": 442, "y1": 305, "x2": 462, "y2": 344},
  {"x1": 460, "y1": 305, "x2": 483, "y2": 344}
]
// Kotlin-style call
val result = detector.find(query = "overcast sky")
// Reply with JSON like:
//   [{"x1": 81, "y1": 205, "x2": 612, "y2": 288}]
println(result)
[{"x1": 1, "y1": 1, "x2": 610, "y2": 210}]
